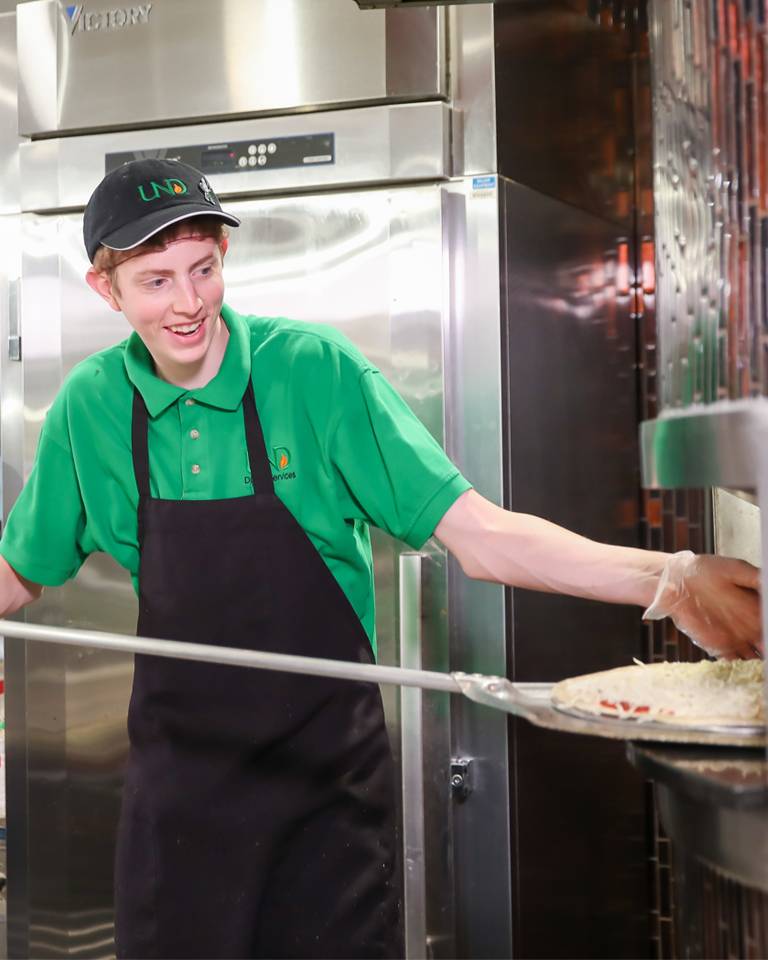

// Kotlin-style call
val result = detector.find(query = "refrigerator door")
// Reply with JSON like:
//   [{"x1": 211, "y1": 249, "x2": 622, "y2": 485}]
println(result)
[
  {"x1": 17, "y1": 0, "x2": 446, "y2": 137},
  {"x1": 9, "y1": 179, "x2": 511, "y2": 958}
]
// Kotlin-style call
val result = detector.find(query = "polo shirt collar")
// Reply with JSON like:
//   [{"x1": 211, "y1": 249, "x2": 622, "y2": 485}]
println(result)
[{"x1": 124, "y1": 303, "x2": 251, "y2": 417}]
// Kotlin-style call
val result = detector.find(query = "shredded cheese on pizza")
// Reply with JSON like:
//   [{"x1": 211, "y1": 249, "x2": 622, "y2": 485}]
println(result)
[{"x1": 551, "y1": 659, "x2": 765, "y2": 727}]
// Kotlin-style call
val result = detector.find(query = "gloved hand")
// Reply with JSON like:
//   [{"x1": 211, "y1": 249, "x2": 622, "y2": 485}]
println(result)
[{"x1": 643, "y1": 550, "x2": 763, "y2": 659}]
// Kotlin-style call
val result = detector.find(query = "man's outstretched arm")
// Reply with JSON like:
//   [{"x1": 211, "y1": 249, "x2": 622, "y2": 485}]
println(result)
[{"x1": 435, "y1": 490, "x2": 761, "y2": 660}]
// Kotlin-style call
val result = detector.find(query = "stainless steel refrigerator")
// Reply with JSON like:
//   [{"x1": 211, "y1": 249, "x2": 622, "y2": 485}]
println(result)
[
  {"x1": 5, "y1": 3, "x2": 510, "y2": 957},
  {"x1": 0, "y1": 1, "x2": 648, "y2": 957}
]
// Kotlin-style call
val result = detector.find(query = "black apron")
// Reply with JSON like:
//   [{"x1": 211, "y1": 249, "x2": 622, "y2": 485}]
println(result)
[{"x1": 114, "y1": 381, "x2": 403, "y2": 959}]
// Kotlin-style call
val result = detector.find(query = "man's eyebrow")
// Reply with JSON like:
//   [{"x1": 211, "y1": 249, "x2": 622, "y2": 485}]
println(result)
[
  {"x1": 133, "y1": 254, "x2": 216, "y2": 279},
  {"x1": 133, "y1": 268, "x2": 174, "y2": 279}
]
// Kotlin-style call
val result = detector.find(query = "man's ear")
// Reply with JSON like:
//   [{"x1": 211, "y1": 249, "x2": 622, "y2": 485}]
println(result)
[
  {"x1": 86, "y1": 268, "x2": 122, "y2": 312},
  {"x1": 219, "y1": 235, "x2": 229, "y2": 259}
]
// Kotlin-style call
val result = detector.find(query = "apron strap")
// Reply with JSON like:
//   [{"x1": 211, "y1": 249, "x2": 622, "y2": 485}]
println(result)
[
  {"x1": 131, "y1": 390, "x2": 151, "y2": 498},
  {"x1": 130, "y1": 381, "x2": 273, "y2": 499},
  {"x1": 243, "y1": 379, "x2": 274, "y2": 495}
]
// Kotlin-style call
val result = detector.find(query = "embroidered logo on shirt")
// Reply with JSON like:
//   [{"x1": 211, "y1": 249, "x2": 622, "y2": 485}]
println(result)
[
  {"x1": 269, "y1": 447, "x2": 295, "y2": 481},
  {"x1": 245, "y1": 446, "x2": 296, "y2": 485},
  {"x1": 270, "y1": 448, "x2": 290, "y2": 471}
]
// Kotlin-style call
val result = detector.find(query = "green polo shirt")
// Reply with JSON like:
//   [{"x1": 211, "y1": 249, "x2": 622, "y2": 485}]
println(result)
[{"x1": 0, "y1": 305, "x2": 470, "y2": 651}]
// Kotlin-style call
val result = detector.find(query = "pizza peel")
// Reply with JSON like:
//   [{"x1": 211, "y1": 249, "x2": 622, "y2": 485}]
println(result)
[{"x1": 0, "y1": 619, "x2": 764, "y2": 748}]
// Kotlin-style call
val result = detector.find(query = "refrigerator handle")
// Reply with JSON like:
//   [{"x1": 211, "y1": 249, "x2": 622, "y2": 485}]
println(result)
[
  {"x1": 399, "y1": 551, "x2": 428, "y2": 959},
  {"x1": 8, "y1": 278, "x2": 21, "y2": 362}
]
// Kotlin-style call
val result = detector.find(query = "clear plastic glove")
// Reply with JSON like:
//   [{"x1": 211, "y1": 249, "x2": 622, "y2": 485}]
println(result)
[{"x1": 643, "y1": 550, "x2": 763, "y2": 660}]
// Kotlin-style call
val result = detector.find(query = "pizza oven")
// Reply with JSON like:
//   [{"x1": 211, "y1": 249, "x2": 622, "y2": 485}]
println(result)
[{"x1": 638, "y1": 1, "x2": 768, "y2": 955}]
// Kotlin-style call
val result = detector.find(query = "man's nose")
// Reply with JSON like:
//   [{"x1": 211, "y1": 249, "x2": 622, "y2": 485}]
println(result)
[{"x1": 173, "y1": 279, "x2": 203, "y2": 315}]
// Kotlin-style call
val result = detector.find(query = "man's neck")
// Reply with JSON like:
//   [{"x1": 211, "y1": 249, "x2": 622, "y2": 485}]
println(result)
[{"x1": 154, "y1": 314, "x2": 230, "y2": 389}]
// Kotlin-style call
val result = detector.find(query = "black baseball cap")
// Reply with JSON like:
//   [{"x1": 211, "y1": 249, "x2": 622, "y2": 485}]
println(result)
[{"x1": 83, "y1": 158, "x2": 241, "y2": 263}]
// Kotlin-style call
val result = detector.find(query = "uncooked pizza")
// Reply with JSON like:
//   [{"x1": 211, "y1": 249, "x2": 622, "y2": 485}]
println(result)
[{"x1": 551, "y1": 659, "x2": 765, "y2": 728}]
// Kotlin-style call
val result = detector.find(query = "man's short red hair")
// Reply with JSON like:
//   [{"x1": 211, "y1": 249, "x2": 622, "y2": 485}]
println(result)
[{"x1": 92, "y1": 216, "x2": 229, "y2": 283}]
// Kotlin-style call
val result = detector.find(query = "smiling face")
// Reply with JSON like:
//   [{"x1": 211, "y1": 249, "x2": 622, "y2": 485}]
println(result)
[{"x1": 86, "y1": 227, "x2": 230, "y2": 389}]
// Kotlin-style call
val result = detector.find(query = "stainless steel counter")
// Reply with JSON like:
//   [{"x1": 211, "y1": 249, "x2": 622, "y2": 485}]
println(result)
[{"x1": 628, "y1": 744, "x2": 768, "y2": 892}]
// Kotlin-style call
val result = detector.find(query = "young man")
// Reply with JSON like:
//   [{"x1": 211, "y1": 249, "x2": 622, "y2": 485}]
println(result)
[{"x1": 0, "y1": 159, "x2": 761, "y2": 959}]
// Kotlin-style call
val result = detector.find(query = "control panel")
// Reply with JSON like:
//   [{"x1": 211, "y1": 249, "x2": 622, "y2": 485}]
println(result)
[{"x1": 105, "y1": 133, "x2": 335, "y2": 175}]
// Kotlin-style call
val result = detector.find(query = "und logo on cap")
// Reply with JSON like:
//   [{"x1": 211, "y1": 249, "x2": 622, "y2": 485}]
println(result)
[
  {"x1": 137, "y1": 178, "x2": 188, "y2": 202},
  {"x1": 83, "y1": 158, "x2": 240, "y2": 263}
]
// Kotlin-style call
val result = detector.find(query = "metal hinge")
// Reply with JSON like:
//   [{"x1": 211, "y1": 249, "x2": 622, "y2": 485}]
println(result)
[{"x1": 450, "y1": 757, "x2": 472, "y2": 802}]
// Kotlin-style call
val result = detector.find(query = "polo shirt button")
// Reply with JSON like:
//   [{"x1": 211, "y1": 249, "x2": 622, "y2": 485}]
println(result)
[
  {"x1": 191, "y1": 464, "x2": 201, "y2": 475},
  {"x1": 185, "y1": 398, "x2": 195, "y2": 407},
  {"x1": 190, "y1": 429, "x2": 200, "y2": 440}
]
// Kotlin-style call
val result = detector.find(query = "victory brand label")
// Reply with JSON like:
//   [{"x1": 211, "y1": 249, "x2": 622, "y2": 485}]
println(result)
[{"x1": 66, "y1": 4, "x2": 153, "y2": 36}]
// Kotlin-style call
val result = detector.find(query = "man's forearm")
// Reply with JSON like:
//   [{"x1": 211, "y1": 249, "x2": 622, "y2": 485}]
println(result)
[
  {"x1": 437, "y1": 490, "x2": 762, "y2": 659},
  {"x1": 0, "y1": 556, "x2": 43, "y2": 614},
  {"x1": 435, "y1": 490, "x2": 669, "y2": 607}
]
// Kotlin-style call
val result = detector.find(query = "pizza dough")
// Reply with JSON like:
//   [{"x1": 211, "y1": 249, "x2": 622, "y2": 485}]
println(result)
[{"x1": 551, "y1": 659, "x2": 765, "y2": 727}]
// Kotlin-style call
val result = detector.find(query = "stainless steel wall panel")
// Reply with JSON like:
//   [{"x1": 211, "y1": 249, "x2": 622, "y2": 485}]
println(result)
[
  {"x1": 385, "y1": 6, "x2": 446, "y2": 100},
  {"x1": 0, "y1": 211, "x2": 26, "y2": 960},
  {"x1": 19, "y1": 102, "x2": 451, "y2": 212},
  {"x1": 492, "y1": 2, "x2": 635, "y2": 229},
  {"x1": 0, "y1": 11, "x2": 21, "y2": 215},
  {"x1": 3, "y1": 629, "x2": 28, "y2": 960},
  {"x1": 15, "y1": 1, "x2": 57, "y2": 140},
  {"x1": 498, "y1": 178, "x2": 648, "y2": 959},
  {"x1": 441, "y1": 176, "x2": 511, "y2": 959},
  {"x1": 17, "y1": 0, "x2": 446, "y2": 138},
  {"x1": 384, "y1": 189, "x2": 455, "y2": 959},
  {"x1": 0, "y1": 214, "x2": 23, "y2": 510},
  {"x1": 448, "y1": 6, "x2": 497, "y2": 178},
  {"x1": 13, "y1": 212, "x2": 68, "y2": 958}
]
